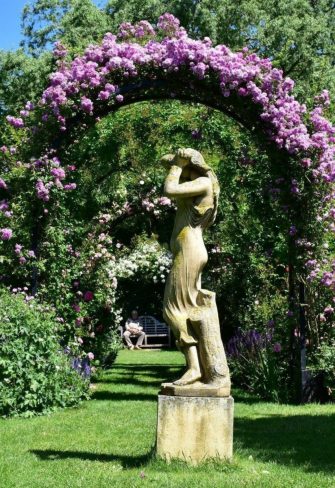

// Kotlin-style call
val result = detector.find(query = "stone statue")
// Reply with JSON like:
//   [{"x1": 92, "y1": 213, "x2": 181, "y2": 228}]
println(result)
[{"x1": 161, "y1": 148, "x2": 231, "y2": 395}]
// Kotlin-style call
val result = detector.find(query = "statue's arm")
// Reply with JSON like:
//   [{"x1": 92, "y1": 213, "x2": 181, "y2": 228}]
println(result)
[{"x1": 164, "y1": 166, "x2": 210, "y2": 198}]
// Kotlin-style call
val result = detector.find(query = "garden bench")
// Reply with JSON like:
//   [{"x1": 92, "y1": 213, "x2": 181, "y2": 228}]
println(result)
[{"x1": 120, "y1": 315, "x2": 171, "y2": 348}]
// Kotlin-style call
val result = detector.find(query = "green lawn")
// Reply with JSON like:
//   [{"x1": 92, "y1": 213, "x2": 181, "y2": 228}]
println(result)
[{"x1": 1, "y1": 349, "x2": 335, "y2": 488}]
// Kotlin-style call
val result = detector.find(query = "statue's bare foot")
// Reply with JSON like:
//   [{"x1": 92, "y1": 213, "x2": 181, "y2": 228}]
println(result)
[{"x1": 173, "y1": 369, "x2": 202, "y2": 386}]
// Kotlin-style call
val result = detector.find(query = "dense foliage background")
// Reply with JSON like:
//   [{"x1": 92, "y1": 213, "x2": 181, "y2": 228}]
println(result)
[{"x1": 1, "y1": 0, "x2": 335, "y2": 406}]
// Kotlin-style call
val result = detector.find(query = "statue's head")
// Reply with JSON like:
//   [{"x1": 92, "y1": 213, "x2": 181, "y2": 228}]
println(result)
[
  {"x1": 176, "y1": 148, "x2": 211, "y2": 175},
  {"x1": 161, "y1": 148, "x2": 210, "y2": 176},
  {"x1": 161, "y1": 148, "x2": 220, "y2": 227}
]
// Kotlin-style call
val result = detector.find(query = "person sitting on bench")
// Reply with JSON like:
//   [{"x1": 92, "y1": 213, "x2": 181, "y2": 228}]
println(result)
[{"x1": 123, "y1": 310, "x2": 145, "y2": 350}]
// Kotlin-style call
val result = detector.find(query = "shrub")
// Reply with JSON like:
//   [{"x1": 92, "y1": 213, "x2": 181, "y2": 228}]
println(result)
[
  {"x1": 227, "y1": 326, "x2": 289, "y2": 402},
  {"x1": 0, "y1": 288, "x2": 89, "y2": 417},
  {"x1": 85, "y1": 329, "x2": 123, "y2": 369},
  {"x1": 312, "y1": 340, "x2": 335, "y2": 391}
]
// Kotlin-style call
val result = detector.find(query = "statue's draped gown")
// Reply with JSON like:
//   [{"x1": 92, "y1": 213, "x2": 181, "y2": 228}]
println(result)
[{"x1": 163, "y1": 184, "x2": 214, "y2": 348}]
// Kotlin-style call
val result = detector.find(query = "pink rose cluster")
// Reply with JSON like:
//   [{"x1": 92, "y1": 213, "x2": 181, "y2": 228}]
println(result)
[
  {"x1": 5, "y1": 13, "x2": 331, "y2": 184},
  {"x1": 0, "y1": 199, "x2": 12, "y2": 218},
  {"x1": 2, "y1": 13, "x2": 335, "y2": 302},
  {"x1": 118, "y1": 20, "x2": 156, "y2": 39},
  {"x1": 6, "y1": 116, "x2": 24, "y2": 129},
  {"x1": 30, "y1": 155, "x2": 77, "y2": 201},
  {"x1": 5, "y1": 12, "x2": 334, "y2": 183},
  {"x1": 0, "y1": 228, "x2": 12, "y2": 240},
  {"x1": 14, "y1": 243, "x2": 36, "y2": 265},
  {"x1": 0, "y1": 178, "x2": 7, "y2": 190}
]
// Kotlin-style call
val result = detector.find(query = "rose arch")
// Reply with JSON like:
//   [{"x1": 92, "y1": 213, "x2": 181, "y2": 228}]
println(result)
[{"x1": 1, "y1": 12, "x2": 335, "y2": 315}]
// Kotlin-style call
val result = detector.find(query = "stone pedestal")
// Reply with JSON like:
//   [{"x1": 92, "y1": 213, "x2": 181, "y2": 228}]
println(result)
[{"x1": 156, "y1": 394, "x2": 234, "y2": 464}]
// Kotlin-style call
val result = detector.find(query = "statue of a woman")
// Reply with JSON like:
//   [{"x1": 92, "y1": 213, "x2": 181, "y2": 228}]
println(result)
[{"x1": 162, "y1": 148, "x2": 230, "y2": 394}]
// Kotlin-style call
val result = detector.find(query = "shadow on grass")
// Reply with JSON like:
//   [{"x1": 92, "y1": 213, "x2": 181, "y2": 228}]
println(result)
[
  {"x1": 30, "y1": 412, "x2": 335, "y2": 474},
  {"x1": 45, "y1": 355, "x2": 334, "y2": 474},
  {"x1": 31, "y1": 412, "x2": 335, "y2": 474},
  {"x1": 235, "y1": 413, "x2": 335, "y2": 474},
  {"x1": 91, "y1": 390, "x2": 157, "y2": 402},
  {"x1": 30, "y1": 448, "x2": 235, "y2": 473},
  {"x1": 31, "y1": 449, "x2": 154, "y2": 468},
  {"x1": 103, "y1": 363, "x2": 183, "y2": 374},
  {"x1": 97, "y1": 364, "x2": 184, "y2": 387}
]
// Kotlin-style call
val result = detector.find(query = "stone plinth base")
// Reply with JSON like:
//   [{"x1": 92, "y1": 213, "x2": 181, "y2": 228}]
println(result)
[
  {"x1": 160, "y1": 381, "x2": 230, "y2": 397},
  {"x1": 156, "y1": 395, "x2": 234, "y2": 464}
]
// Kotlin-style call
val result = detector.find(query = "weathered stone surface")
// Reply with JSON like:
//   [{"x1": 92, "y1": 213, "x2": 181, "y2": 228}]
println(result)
[
  {"x1": 157, "y1": 149, "x2": 234, "y2": 465},
  {"x1": 161, "y1": 148, "x2": 231, "y2": 392},
  {"x1": 160, "y1": 381, "x2": 230, "y2": 397},
  {"x1": 156, "y1": 394, "x2": 234, "y2": 464}
]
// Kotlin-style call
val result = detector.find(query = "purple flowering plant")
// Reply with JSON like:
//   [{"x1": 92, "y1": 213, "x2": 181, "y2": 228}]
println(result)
[
  {"x1": 1, "y1": 13, "x2": 334, "y2": 297},
  {"x1": 227, "y1": 320, "x2": 288, "y2": 401},
  {"x1": 1, "y1": 13, "x2": 335, "y2": 395}
]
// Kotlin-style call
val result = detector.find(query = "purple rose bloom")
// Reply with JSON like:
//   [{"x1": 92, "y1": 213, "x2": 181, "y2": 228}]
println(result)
[
  {"x1": 0, "y1": 200, "x2": 9, "y2": 212},
  {"x1": 0, "y1": 228, "x2": 12, "y2": 240},
  {"x1": 51, "y1": 167, "x2": 66, "y2": 180},
  {"x1": 80, "y1": 97, "x2": 94, "y2": 113},
  {"x1": 6, "y1": 116, "x2": 24, "y2": 128},
  {"x1": 0, "y1": 179, "x2": 7, "y2": 190},
  {"x1": 64, "y1": 183, "x2": 77, "y2": 190},
  {"x1": 84, "y1": 291, "x2": 94, "y2": 302},
  {"x1": 36, "y1": 180, "x2": 50, "y2": 202}
]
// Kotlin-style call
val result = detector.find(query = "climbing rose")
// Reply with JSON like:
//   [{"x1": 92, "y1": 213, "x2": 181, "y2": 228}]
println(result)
[
  {"x1": 36, "y1": 180, "x2": 50, "y2": 201},
  {"x1": 0, "y1": 179, "x2": 7, "y2": 190},
  {"x1": 4, "y1": 12, "x2": 335, "y2": 302},
  {"x1": 64, "y1": 183, "x2": 77, "y2": 190},
  {"x1": 53, "y1": 41, "x2": 68, "y2": 59},
  {"x1": 0, "y1": 200, "x2": 9, "y2": 212},
  {"x1": 6, "y1": 116, "x2": 24, "y2": 128},
  {"x1": 51, "y1": 167, "x2": 66, "y2": 180},
  {"x1": 83, "y1": 291, "x2": 94, "y2": 302},
  {"x1": 80, "y1": 97, "x2": 94, "y2": 113},
  {"x1": 15, "y1": 243, "x2": 23, "y2": 254},
  {"x1": 1, "y1": 228, "x2": 12, "y2": 240},
  {"x1": 157, "y1": 196, "x2": 172, "y2": 206}
]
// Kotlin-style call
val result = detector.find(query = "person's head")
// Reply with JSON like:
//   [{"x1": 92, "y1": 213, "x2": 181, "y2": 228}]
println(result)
[{"x1": 131, "y1": 310, "x2": 139, "y2": 320}]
